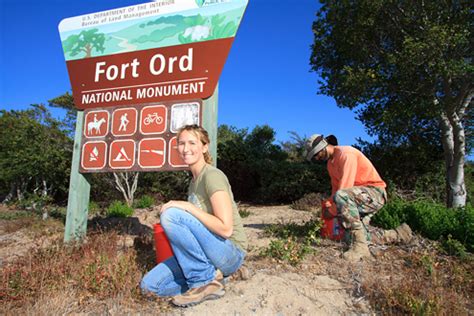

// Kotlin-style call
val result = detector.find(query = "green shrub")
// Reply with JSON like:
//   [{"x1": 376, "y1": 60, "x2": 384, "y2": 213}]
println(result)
[
  {"x1": 133, "y1": 195, "x2": 155, "y2": 209},
  {"x1": 106, "y1": 201, "x2": 133, "y2": 218},
  {"x1": 238, "y1": 207, "x2": 251, "y2": 218},
  {"x1": 0, "y1": 210, "x2": 32, "y2": 220},
  {"x1": 260, "y1": 237, "x2": 313, "y2": 266},
  {"x1": 49, "y1": 207, "x2": 67, "y2": 221},
  {"x1": 371, "y1": 198, "x2": 408, "y2": 229},
  {"x1": 17, "y1": 194, "x2": 53, "y2": 213},
  {"x1": 260, "y1": 218, "x2": 322, "y2": 265},
  {"x1": 88, "y1": 201, "x2": 101, "y2": 216},
  {"x1": 373, "y1": 199, "x2": 474, "y2": 252},
  {"x1": 441, "y1": 235, "x2": 468, "y2": 259}
]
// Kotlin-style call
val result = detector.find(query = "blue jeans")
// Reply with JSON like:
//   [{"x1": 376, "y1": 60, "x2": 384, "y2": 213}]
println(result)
[{"x1": 140, "y1": 207, "x2": 246, "y2": 297}]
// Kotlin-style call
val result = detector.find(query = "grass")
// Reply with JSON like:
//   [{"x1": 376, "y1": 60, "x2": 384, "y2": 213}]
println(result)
[
  {"x1": 361, "y1": 249, "x2": 473, "y2": 315},
  {"x1": 1, "y1": 204, "x2": 473, "y2": 314},
  {"x1": 1, "y1": 227, "x2": 165, "y2": 314}
]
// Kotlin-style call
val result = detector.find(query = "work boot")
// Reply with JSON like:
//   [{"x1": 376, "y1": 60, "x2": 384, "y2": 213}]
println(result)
[
  {"x1": 343, "y1": 228, "x2": 372, "y2": 261},
  {"x1": 216, "y1": 265, "x2": 251, "y2": 285},
  {"x1": 172, "y1": 280, "x2": 225, "y2": 307},
  {"x1": 395, "y1": 223, "x2": 413, "y2": 244},
  {"x1": 382, "y1": 223, "x2": 413, "y2": 244}
]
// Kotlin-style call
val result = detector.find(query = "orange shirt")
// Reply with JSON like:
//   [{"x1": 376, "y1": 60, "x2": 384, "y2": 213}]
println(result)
[{"x1": 327, "y1": 146, "x2": 386, "y2": 196}]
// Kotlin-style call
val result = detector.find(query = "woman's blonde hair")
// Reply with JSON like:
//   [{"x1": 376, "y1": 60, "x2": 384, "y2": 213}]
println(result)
[{"x1": 177, "y1": 124, "x2": 213, "y2": 164}]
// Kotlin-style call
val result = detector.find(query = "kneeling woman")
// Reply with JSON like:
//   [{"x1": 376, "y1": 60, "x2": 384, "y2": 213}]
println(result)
[{"x1": 141, "y1": 125, "x2": 248, "y2": 307}]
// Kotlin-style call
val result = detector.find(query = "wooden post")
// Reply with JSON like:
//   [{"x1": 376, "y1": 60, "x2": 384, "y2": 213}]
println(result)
[
  {"x1": 202, "y1": 85, "x2": 218, "y2": 165},
  {"x1": 64, "y1": 111, "x2": 91, "y2": 242}
]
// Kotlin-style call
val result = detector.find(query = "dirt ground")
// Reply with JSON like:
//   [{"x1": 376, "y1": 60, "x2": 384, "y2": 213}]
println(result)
[
  {"x1": 134, "y1": 206, "x2": 370, "y2": 315},
  {"x1": 148, "y1": 205, "x2": 370, "y2": 315},
  {"x1": 3, "y1": 203, "x2": 467, "y2": 315}
]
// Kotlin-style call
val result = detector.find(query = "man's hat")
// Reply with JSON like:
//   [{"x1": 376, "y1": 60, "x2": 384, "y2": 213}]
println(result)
[{"x1": 304, "y1": 134, "x2": 337, "y2": 161}]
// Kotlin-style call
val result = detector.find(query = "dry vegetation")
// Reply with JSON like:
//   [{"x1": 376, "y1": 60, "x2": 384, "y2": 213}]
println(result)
[{"x1": 1, "y1": 204, "x2": 472, "y2": 315}]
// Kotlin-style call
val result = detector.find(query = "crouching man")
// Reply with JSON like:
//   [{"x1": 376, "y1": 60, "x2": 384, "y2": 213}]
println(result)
[{"x1": 305, "y1": 134, "x2": 411, "y2": 261}]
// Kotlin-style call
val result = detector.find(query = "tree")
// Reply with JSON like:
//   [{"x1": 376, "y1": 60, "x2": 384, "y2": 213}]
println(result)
[
  {"x1": 62, "y1": 29, "x2": 106, "y2": 59},
  {"x1": 113, "y1": 172, "x2": 139, "y2": 207},
  {"x1": 0, "y1": 106, "x2": 72, "y2": 202},
  {"x1": 48, "y1": 92, "x2": 77, "y2": 137},
  {"x1": 310, "y1": 0, "x2": 472, "y2": 207}
]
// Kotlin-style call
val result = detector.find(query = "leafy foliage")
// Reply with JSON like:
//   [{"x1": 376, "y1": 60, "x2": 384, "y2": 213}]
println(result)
[
  {"x1": 373, "y1": 199, "x2": 474, "y2": 252},
  {"x1": 310, "y1": 0, "x2": 473, "y2": 207},
  {"x1": 260, "y1": 218, "x2": 322, "y2": 265},
  {"x1": 106, "y1": 201, "x2": 134, "y2": 218},
  {"x1": 217, "y1": 125, "x2": 329, "y2": 203},
  {"x1": 133, "y1": 195, "x2": 155, "y2": 209},
  {"x1": 0, "y1": 106, "x2": 72, "y2": 203}
]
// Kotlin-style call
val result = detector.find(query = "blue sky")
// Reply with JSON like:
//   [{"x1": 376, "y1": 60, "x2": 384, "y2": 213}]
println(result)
[{"x1": 0, "y1": 0, "x2": 370, "y2": 146}]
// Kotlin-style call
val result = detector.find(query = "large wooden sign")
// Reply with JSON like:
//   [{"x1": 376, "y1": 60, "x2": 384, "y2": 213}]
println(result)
[
  {"x1": 58, "y1": 0, "x2": 248, "y2": 109},
  {"x1": 59, "y1": 0, "x2": 248, "y2": 241}
]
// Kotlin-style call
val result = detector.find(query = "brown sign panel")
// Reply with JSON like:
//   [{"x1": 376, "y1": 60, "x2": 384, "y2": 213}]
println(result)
[
  {"x1": 66, "y1": 39, "x2": 232, "y2": 109},
  {"x1": 79, "y1": 100, "x2": 202, "y2": 173}
]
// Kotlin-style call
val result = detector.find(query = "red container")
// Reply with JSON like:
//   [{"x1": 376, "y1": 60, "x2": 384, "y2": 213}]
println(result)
[
  {"x1": 153, "y1": 223, "x2": 174, "y2": 264},
  {"x1": 321, "y1": 201, "x2": 345, "y2": 241}
]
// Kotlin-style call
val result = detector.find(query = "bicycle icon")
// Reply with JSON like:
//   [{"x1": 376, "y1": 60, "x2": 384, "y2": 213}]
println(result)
[{"x1": 143, "y1": 113, "x2": 163, "y2": 125}]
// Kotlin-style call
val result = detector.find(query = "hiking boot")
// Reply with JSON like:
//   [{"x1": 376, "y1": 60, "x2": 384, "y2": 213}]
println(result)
[
  {"x1": 395, "y1": 223, "x2": 413, "y2": 244},
  {"x1": 382, "y1": 229, "x2": 399, "y2": 244},
  {"x1": 216, "y1": 265, "x2": 251, "y2": 285},
  {"x1": 343, "y1": 229, "x2": 372, "y2": 261},
  {"x1": 172, "y1": 280, "x2": 225, "y2": 307},
  {"x1": 382, "y1": 223, "x2": 413, "y2": 244},
  {"x1": 230, "y1": 265, "x2": 251, "y2": 281}
]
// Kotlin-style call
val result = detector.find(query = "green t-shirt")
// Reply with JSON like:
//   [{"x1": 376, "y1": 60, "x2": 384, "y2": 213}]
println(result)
[{"x1": 187, "y1": 164, "x2": 248, "y2": 251}]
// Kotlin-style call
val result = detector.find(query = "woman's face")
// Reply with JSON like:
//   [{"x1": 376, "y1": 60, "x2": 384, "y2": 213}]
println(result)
[{"x1": 177, "y1": 130, "x2": 208, "y2": 166}]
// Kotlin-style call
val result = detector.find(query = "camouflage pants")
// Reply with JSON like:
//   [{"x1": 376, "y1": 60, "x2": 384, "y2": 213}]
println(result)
[{"x1": 333, "y1": 186, "x2": 387, "y2": 231}]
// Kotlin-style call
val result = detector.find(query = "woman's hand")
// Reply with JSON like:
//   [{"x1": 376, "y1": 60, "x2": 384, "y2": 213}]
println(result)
[{"x1": 160, "y1": 200, "x2": 192, "y2": 214}]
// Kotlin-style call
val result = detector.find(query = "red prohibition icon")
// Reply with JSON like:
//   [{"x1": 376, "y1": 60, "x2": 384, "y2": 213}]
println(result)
[
  {"x1": 109, "y1": 139, "x2": 135, "y2": 169},
  {"x1": 81, "y1": 141, "x2": 107, "y2": 170},
  {"x1": 138, "y1": 138, "x2": 166, "y2": 168},
  {"x1": 140, "y1": 105, "x2": 167, "y2": 135}
]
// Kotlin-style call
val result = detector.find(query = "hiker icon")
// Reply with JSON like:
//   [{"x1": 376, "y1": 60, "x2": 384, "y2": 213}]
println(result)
[
  {"x1": 112, "y1": 108, "x2": 137, "y2": 136},
  {"x1": 118, "y1": 113, "x2": 130, "y2": 132}
]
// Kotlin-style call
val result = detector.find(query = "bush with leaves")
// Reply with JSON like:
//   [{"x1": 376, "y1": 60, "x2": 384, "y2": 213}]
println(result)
[
  {"x1": 373, "y1": 199, "x2": 474, "y2": 252},
  {"x1": 217, "y1": 124, "x2": 330, "y2": 203},
  {"x1": 0, "y1": 106, "x2": 72, "y2": 203},
  {"x1": 133, "y1": 195, "x2": 155, "y2": 209},
  {"x1": 106, "y1": 201, "x2": 134, "y2": 218}
]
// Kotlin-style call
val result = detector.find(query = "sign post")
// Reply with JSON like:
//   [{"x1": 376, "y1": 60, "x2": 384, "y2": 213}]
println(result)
[
  {"x1": 64, "y1": 111, "x2": 90, "y2": 242},
  {"x1": 59, "y1": 0, "x2": 247, "y2": 241}
]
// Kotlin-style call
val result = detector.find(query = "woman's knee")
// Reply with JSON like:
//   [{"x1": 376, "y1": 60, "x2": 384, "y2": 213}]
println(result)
[
  {"x1": 140, "y1": 273, "x2": 157, "y2": 294},
  {"x1": 160, "y1": 207, "x2": 186, "y2": 228}
]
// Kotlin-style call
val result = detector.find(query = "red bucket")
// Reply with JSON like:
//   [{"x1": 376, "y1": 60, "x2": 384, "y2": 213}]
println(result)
[
  {"x1": 153, "y1": 223, "x2": 174, "y2": 264},
  {"x1": 321, "y1": 201, "x2": 345, "y2": 241}
]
